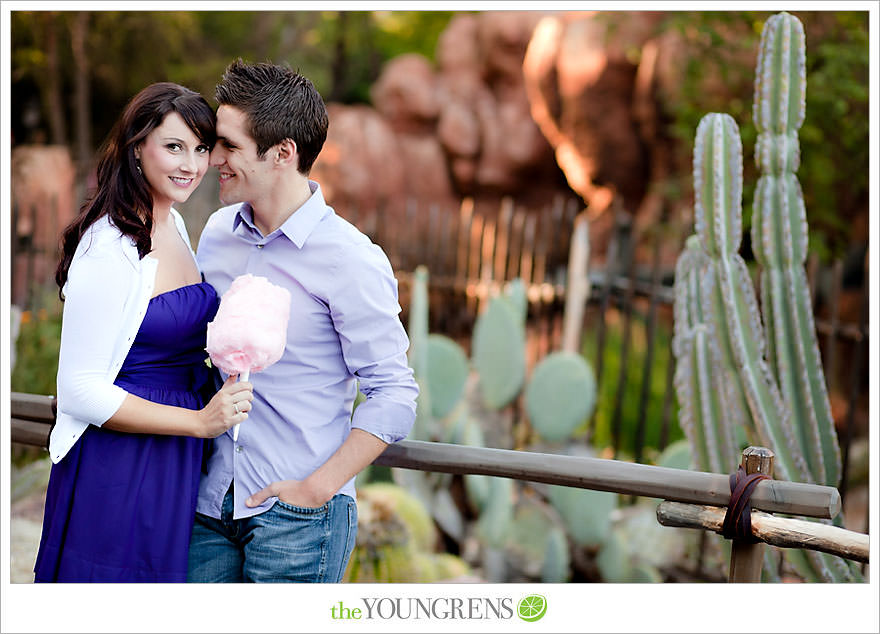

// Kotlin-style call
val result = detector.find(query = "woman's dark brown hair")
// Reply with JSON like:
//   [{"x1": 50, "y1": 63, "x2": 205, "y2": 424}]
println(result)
[{"x1": 55, "y1": 82, "x2": 216, "y2": 299}]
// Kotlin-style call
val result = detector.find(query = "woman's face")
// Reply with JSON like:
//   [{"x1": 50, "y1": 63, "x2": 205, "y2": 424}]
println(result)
[{"x1": 136, "y1": 111, "x2": 211, "y2": 211}]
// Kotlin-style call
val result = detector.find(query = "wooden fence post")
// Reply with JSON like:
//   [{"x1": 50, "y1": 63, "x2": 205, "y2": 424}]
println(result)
[
  {"x1": 728, "y1": 446, "x2": 774, "y2": 582},
  {"x1": 561, "y1": 210, "x2": 590, "y2": 354}
]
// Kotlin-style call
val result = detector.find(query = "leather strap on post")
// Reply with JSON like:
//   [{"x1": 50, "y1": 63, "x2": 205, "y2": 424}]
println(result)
[{"x1": 722, "y1": 465, "x2": 771, "y2": 543}]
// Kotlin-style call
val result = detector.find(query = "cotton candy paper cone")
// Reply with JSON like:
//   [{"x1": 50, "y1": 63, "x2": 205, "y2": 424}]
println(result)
[{"x1": 206, "y1": 274, "x2": 291, "y2": 441}]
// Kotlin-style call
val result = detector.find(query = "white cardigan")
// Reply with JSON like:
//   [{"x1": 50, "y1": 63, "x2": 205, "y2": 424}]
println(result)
[{"x1": 50, "y1": 209, "x2": 198, "y2": 463}]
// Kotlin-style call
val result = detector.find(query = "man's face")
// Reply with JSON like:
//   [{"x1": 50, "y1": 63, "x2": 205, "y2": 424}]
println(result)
[{"x1": 210, "y1": 105, "x2": 272, "y2": 207}]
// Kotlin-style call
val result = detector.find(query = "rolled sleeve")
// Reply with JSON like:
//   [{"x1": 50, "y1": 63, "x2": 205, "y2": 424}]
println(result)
[
  {"x1": 56, "y1": 246, "x2": 131, "y2": 425},
  {"x1": 329, "y1": 243, "x2": 418, "y2": 443}
]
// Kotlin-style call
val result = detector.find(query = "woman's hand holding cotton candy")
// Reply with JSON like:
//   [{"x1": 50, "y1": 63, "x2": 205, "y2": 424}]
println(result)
[
  {"x1": 195, "y1": 374, "x2": 254, "y2": 438},
  {"x1": 206, "y1": 274, "x2": 292, "y2": 442},
  {"x1": 206, "y1": 274, "x2": 291, "y2": 375}
]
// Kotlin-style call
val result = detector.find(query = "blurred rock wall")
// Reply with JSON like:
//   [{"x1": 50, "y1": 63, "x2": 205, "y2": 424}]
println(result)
[{"x1": 311, "y1": 11, "x2": 574, "y2": 223}]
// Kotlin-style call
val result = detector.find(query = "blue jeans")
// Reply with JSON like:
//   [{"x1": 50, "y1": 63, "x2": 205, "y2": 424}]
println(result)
[{"x1": 187, "y1": 485, "x2": 357, "y2": 583}]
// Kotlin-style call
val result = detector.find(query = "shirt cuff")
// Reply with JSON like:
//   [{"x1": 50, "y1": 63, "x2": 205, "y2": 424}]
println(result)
[{"x1": 350, "y1": 397, "x2": 416, "y2": 444}]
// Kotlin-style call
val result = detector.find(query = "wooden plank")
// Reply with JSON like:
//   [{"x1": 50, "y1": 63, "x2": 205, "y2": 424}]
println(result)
[
  {"x1": 656, "y1": 501, "x2": 869, "y2": 564},
  {"x1": 532, "y1": 206, "x2": 549, "y2": 290},
  {"x1": 374, "y1": 440, "x2": 841, "y2": 519},
  {"x1": 11, "y1": 417, "x2": 51, "y2": 449},
  {"x1": 9, "y1": 394, "x2": 843, "y2": 521},
  {"x1": 480, "y1": 215, "x2": 496, "y2": 284},
  {"x1": 561, "y1": 211, "x2": 590, "y2": 354},
  {"x1": 519, "y1": 213, "x2": 536, "y2": 291},
  {"x1": 444, "y1": 204, "x2": 457, "y2": 280},
  {"x1": 507, "y1": 207, "x2": 526, "y2": 281},
  {"x1": 494, "y1": 197, "x2": 513, "y2": 283},
  {"x1": 454, "y1": 197, "x2": 474, "y2": 290},
  {"x1": 426, "y1": 203, "x2": 440, "y2": 275},
  {"x1": 466, "y1": 213, "x2": 484, "y2": 317},
  {"x1": 404, "y1": 199, "x2": 418, "y2": 272},
  {"x1": 384, "y1": 204, "x2": 400, "y2": 271},
  {"x1": 10, "y1": 392, "x2": 55, "y2": 421}
]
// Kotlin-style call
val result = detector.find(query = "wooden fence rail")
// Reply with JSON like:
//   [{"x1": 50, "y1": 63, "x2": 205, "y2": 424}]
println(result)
[{"x1": 11, "y1": 391, "x2": 867, "y2": 581}]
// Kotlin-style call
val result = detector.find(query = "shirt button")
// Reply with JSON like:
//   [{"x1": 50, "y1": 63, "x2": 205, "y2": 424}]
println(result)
[
  {"x1": 256, "y1": 244, "x2": 264, "y2": 249},
  {"x1": 235, "y1": 446, "x2": 243, "y2": 453}
]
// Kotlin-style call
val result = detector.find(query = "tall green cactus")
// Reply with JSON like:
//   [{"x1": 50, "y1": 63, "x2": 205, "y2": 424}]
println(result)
[
  {"x1": 750, "y1": 11, "x2": 855, "y2": 584},
  {"x1": 672, "y1": 236, "x2": 738, "y2": 473},
  {"x1": 751, "y1": 12, "x2": 841, "y2": 488},
  {"x1": 673, "y1": 12, "x2": 858, "y2": 582},
  {"x1": 692, "y1": 112, "x2": 808, "y2": 483}
]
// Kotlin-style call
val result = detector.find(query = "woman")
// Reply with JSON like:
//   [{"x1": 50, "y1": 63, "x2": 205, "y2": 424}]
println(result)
[{"x1": 34, "y1": 83, "x2": 253, "y2": 582}]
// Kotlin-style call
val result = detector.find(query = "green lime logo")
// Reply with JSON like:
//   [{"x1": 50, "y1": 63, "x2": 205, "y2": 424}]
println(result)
[{"x1": 517, "y1": 595, "x2": 547, "y2": 622}]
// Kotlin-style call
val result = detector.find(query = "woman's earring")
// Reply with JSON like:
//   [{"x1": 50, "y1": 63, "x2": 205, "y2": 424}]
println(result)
[{"x1": 136, "y1": 160, "x2": 142, "y2": 174}]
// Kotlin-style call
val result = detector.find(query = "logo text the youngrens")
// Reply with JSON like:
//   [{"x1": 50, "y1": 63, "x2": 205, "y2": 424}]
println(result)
[{"x1": 330, "y1": 597, "x2": 515, "y2": 620}]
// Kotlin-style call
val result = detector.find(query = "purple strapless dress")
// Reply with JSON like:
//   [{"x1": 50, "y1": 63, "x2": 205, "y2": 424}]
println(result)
[{"x1": 34, "y1": 281, "x2": 219, "y2": 582}]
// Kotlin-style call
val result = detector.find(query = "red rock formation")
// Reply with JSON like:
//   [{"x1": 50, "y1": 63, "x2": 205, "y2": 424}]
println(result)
[
  {"x1": 311, "y1": 103, "x2": 407, "y2": 219},
  {"x1": 312, "y1": 11, "x2": 572, "y2": 222},
  {"x1": 523, "y1": 11, "x2": 668, "y2": 221},
  {"x1": 11, "y1": 146, "x2": 76, "y2": 306}
]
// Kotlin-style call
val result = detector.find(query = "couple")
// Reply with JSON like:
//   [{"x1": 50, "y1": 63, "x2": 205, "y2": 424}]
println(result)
[{"x1": 33, "y1": 60, "x2": 419, "y2": 583}]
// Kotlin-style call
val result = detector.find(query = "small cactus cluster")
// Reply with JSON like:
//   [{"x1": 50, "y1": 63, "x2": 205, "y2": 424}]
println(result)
[
  {"x1": 672, "y1": 12, "x2": 858, "y2": 582},
  {"x1": 343, "y1": 482, "x2": 472, "y2": 583}
]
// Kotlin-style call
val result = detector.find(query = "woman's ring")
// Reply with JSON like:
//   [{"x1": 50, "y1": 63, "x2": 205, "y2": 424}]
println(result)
[{"x1": 234, "y1": 402, "x2": 241, "y2": 415}]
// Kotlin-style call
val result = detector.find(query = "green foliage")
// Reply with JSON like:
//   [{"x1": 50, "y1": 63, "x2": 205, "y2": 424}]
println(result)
[
  {"x1": 11, "y1": 11, "x2": 455, "y2": 147},
  {"x1": 12, "y1": 307, "x2": 62, "y2": 396},
  {"x1": 372, "y1": 11, "x2": 458, "y2": 61},
  {"x1": 581, "y1": 311, "x2": 685, "y2": 456},
  {"x1": 659, "y1": 11, "x2": 868, "y2": 260}
]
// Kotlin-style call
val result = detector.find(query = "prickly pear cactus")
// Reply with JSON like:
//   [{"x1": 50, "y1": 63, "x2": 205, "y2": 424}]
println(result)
[
  {"x1": 524, "y1": 352, "x2": 596, "y2": 443},
  {"x1": 751, "y1": 11, "x2": 841, "y2": 489},
  {"x1": 472, "y1": 295, "x2": 526, "y2": 409},
  {"x1": 425, "y1": 334, "x2": 470, "y2": 419}
]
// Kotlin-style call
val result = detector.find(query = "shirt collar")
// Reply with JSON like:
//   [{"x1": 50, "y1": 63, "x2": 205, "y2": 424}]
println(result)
[{"x1": 231, "y1": 181, "x2": 331, "y2": 249}]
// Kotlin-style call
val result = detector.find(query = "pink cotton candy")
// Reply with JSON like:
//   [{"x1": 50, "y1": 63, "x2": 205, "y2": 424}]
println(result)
[{"x1": 206, "y1": 274, "x2": 291, "y2": 376}]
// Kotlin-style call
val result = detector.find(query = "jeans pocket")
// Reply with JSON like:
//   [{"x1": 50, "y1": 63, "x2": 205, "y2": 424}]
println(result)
[{"x1": 272, "y1": 498, "x2": 330, "y2": 516}]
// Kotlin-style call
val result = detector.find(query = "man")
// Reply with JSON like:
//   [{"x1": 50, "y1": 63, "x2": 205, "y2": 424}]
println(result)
[{"x1": 188, "y1": 59, "x2": 418, "y2": 583}]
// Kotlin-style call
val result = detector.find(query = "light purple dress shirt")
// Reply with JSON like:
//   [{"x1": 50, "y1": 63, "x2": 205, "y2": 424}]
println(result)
[{"x1": 195, "y1": 181, "x2": 418, "y2": 519}]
